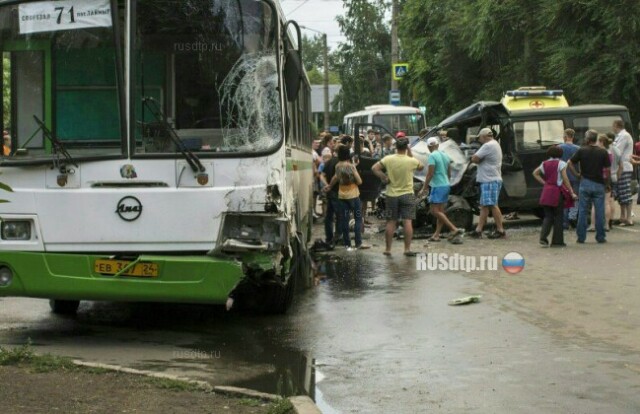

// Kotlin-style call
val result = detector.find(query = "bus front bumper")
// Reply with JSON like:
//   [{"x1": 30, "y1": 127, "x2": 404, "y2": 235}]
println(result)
[{"x1": 0, "y1": 252, "x2": 247, "y2": 304}]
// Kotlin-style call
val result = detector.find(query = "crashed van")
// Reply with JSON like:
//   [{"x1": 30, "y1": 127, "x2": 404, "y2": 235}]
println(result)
[{"x1": 419, "y1": 101, "x2": 635, "y2": 215}]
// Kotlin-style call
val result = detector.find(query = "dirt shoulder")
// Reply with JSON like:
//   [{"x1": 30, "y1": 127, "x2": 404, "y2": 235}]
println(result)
[{"x1": 1, "y1": 347, "x2": 293, "y2": 414}]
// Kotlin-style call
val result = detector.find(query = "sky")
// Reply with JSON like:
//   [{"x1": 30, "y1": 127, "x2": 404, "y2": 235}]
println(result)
[{"x1": 280, "y1": 0, "x2": 346, "y2": 50}]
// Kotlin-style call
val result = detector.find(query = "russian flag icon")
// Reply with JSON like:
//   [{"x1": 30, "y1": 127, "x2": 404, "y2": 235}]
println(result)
[{"x1": 502, "y1": 252, "x2": 525, "y2": 274}]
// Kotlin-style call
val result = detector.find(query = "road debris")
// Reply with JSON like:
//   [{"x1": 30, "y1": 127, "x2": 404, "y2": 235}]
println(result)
[{"x1": 448, "y1": 295, "x2": 482, "y2": 306}]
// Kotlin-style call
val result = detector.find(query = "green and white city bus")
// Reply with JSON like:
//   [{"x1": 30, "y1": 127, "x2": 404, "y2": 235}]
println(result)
[{"x1": 0, "y1": 0, "x2": 313, "y2": 314}]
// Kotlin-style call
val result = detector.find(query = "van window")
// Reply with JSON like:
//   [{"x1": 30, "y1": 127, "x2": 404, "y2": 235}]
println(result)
[
  {"x1": 465, "y1": 125, "x2": 501, "y2": 144},
  {"x1": 514, "y1": 119, "x2": 564, "y2": 150},
  {"x1": 573, "y1": 116, "x2": 622, "y2": 144}
]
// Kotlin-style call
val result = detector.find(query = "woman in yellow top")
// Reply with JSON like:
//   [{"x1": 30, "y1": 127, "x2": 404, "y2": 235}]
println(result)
[{"x1": 324, "y1": 144, "x2": 370, "y2": 250}]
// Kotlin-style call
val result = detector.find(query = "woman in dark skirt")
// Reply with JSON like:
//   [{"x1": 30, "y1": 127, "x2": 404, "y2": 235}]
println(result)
[{"x1": 533, "y1": 146, "x2": 577, "y2": 247}]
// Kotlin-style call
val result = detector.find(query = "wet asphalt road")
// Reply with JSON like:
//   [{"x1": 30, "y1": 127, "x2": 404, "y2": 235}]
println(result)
[{"x1": 1, "y1": 249, "x2": 640, "y2": 413}]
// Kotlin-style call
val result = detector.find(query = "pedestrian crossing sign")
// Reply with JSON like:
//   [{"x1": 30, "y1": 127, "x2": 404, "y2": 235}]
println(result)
[{"x1": 393, "y1": 63, "x2": 409, "y2": 80}]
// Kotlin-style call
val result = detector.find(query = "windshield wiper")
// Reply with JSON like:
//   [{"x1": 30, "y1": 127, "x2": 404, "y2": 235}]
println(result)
[
  {"x1": 32, "y1": 115, "x2": 78, "y2": 171},
  {"x1": 141, "y1": 97, "x2": 208, "y2": 179}
]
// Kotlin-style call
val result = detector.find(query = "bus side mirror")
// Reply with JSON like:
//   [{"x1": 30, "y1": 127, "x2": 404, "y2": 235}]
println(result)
[{"x1": 284, "y1": 49, "x2": 302, "y2": 102}]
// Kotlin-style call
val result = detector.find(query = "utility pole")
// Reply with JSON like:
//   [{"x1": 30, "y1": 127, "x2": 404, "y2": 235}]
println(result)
[
  {"x1": 322, "y1": 33, "x2": 330, "y2": 132},
  {"x1": 391, "y1": 0, "x2": 399, "y2": 92}
]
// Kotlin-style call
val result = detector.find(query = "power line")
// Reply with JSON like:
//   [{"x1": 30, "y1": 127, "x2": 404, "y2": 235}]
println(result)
[{"x1": 286, "y1": 0, "x2": 311, "y2": 14}]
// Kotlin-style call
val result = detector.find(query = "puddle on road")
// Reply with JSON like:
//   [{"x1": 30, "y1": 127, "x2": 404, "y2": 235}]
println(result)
[{"x1": 311, "y1": 251, "x2": 415, "y2": 297}]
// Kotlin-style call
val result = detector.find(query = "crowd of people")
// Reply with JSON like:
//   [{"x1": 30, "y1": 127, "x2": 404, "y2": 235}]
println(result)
[
  {"x1": 312, "y1": 118, "x2": 639, "y2": 253},
  {"x1": 311, "y1": 126, "x2": 506, "y2": 255},
  {"x1": 533, "y1": 121, "x2": 639, "y2": 246}
]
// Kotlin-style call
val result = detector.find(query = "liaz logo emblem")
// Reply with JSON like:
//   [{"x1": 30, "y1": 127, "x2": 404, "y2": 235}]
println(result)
[{"x1": 116, "y1": 196, "x2": 143, "y2": 221}]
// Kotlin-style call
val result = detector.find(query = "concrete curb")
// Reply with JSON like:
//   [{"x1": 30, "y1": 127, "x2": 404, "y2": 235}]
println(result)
[
  {"x1": 72, "y1": 360, "x2": 214, "y2": 392},
  {"x1": 289, "y1": 396, "x2": 323, "y2": 414},
  {"x1": 212, "y1": 385, "x2": 280, "y2": 401},
  {"x1": 71, "y1": 360, "x2": 323, "y2": 413}
]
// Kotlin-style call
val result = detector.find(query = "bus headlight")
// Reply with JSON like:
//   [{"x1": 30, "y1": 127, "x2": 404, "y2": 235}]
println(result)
[
  {"x1": 1, "y1": 220, "x2": 32, "y2": 240},
  {"x1": 0, "y1": 266, "x2": 13, "y2": 287}
]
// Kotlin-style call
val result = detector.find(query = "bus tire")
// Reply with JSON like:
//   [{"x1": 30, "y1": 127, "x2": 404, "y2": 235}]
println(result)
[
  {"x1": 264, "y1": 237, "x2": 302, "y2": 314},
  {"x1": 49, "y1": 299, "x2": 80, "y2": 315}
]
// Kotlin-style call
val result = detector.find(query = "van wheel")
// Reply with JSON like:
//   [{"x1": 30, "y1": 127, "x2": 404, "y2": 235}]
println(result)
[
  {"x1": 49, "y1": 300, "x2": 80, "y2": 315},
  {"x1": 446, "y1": 195, "x2": 475, "y2": 231},
  {"x1": 447, "y1": 207, "x2": 474, "y2": 231}
]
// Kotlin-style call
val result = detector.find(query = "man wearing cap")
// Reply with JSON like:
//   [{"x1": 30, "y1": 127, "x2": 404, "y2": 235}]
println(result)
[
  {"x1": 419, "y1": 137, "x2": 464, "y2": 243},
  {"x1": 469, "y1": 128, "x2": 506, "y2": 239},
  {"x1": 372, "y1": 138, "x2": 424, "y2": 256},
  {"x1": 395, "y1": 131, "x2": 413, "y2": 156}
]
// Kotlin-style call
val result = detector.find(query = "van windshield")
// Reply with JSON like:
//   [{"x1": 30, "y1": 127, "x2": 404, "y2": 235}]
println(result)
[{"x1": 513, "y1": 119, "x2": 565, "y2": 150}]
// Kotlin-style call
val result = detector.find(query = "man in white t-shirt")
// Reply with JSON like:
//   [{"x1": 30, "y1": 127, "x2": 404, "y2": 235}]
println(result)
[
  {"x1": 612, "y1": 119, "x2": 634, "y2": 225},
  {"x1": 468, "y1": 128, "x2": 505, "y2": 239}
]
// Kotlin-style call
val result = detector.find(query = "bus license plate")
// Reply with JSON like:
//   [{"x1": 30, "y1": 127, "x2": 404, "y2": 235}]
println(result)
[{"x1": 94, "y1": 259, "x2": 159, "y2": 278}]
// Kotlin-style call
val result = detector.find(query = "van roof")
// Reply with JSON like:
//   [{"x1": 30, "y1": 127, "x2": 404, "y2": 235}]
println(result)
[
  {"x1": 435, "y1": 102, "x2": 630, "y2": 131},
  {"x1": 501, "y1": 87, "x2": 569, "y2": 110},
  {"x1": 508, "y1": 104, "x2": 629, "y2": 117}
]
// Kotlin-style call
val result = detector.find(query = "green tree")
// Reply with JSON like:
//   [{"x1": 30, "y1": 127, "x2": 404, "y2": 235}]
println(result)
[
  {"x1": 302, "y1": 35, "x2": 340, "y2": 86},
  {"x1": 333, "y1": 0, "x2": 391, "y2": 115},
  {"x1": 302, "y1": 34, "x2": 325, "y2": 72},
  {"x1": 538, "y1": 0, "x2": 640, "y2": 122},
  {"x1": 306, "y1": 67, "x2": 340, "y2": 85},
  {"x1": 400, "y1": 0, "x2": 640, "y2": 124}
]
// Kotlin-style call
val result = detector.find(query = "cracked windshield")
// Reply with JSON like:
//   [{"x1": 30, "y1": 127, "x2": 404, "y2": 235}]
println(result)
[{"x1": 135, "y1": 0, "x2": 282, "y2": 155}]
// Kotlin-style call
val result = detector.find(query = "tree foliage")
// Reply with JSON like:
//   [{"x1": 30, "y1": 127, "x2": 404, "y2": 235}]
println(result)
[
  {"x1": 302, "y1": 34, "x2": 325, "y2": 72},
  {"x1": 333, "y1": 0, "x2": 391, "y2": 115},
  {"x1": 302, "y1": 35, "x2": 340, "y2": 85},
  {"x1": 400, "y1": 0, "x2": 640, "y2": 124}
]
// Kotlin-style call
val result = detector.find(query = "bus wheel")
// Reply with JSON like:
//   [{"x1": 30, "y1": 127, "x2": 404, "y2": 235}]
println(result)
[
  {"x1": 264, "y1": 235, "x2": 307, "y2": 314},
  {"x1": 49, "y1": 299, "x2": 80, "y2": 315}
]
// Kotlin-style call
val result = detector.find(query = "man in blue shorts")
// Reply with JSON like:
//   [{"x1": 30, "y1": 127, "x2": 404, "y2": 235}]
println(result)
[
  {"x1": 469, "y1": 128, "x2": 506, "y2": 239},
  {"x1": 419, "y1": 137, "x2": 464, "y2": 243}
]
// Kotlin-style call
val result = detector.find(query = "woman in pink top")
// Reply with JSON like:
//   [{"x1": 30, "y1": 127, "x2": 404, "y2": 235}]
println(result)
[{"x1": 533, "y1": 146, "x2": 577, "y2": 247}]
